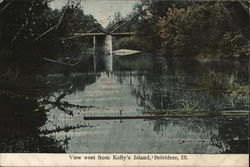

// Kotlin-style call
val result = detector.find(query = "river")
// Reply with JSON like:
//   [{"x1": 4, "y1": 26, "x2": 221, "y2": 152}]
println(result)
[{"x1": 0, "y1": 36, "x2": 249, "y2": 153}]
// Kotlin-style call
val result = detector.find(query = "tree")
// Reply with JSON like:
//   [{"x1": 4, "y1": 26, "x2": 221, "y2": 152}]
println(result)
[
  {"x1": 157, "y1": 1, "x2": 249, "y2": 58},
  {"x1": 0, "y1": 0, "x2": 103, "y2": 76}
]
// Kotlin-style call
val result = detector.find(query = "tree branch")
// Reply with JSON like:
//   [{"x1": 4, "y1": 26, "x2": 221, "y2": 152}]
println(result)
[{"x1": 0, "y1": 0, "x2": 13, "y2": 13}]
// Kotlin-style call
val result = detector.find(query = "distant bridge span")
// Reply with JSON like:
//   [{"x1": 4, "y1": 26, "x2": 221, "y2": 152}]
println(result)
[
  {"x1": 74, "y1": 32, "x2": 136, "y2": 36},
  {"x1": 62, "y1": 32, "x2": 135, "y2": 40},
  {"x1": 62, "y1": 19, "x2": 136, "y2": 40}
]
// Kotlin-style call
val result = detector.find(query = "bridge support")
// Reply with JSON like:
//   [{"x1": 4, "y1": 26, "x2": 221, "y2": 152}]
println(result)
[
  {"x1": 93, "y1": 35, "x2": 96, "y2": 71},
  {"x1": 92, "y1": 35, "x2": 113, "y2": 72}
]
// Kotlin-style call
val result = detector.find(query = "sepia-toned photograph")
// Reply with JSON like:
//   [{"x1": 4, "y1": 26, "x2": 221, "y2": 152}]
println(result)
[{"x1": 0, "y1": 0, "x2": 249, "y2": 166}]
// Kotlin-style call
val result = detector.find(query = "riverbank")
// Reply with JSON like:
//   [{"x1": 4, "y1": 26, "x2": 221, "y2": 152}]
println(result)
[{"x1": 114, "y1": 37, "x2": 249, "y2": 61}]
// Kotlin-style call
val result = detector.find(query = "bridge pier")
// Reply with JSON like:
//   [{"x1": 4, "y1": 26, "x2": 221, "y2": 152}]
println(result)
[
  {"x1": 92, "y1": 35, "x2": 113, "y2": 72},
  {"x1": 103, "y1": 35, "x2": 113, "y2": 72},
  {"x1": 93, "y1": 35, "x2": 96, "y2": 71}
]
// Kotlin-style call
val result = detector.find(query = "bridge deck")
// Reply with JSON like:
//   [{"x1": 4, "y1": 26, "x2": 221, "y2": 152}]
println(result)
[
  {"x1": 62, "y1": 32, "x2": 136, "y2": 40},
  {"x1": 111, "y1": 32, "x2": 136, "y2": 36},
  {"x1": 73, "y1": 32, "x2": 136, "y2": 36},
  {"x1": 73, "y1": 33, "x2": 106, "y2": 36}
]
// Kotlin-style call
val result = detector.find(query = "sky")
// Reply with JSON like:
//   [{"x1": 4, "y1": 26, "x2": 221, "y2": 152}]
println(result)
[{"x1": 49, "y1": 0, "x2": 139, "y2": 27}]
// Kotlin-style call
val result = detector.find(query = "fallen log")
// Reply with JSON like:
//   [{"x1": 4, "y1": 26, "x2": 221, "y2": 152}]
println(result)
[
  {"x1": 40, "y1": 124, "x2": 91, "y2": 135},
  {"x1": 84, "y1": 113, "x2": 249, "y2": 120},
  {"x1": 43, "y1": 57, "x2": 81, "y2": 66}
]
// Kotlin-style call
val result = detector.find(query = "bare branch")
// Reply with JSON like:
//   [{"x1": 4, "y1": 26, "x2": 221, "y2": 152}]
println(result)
[
  {"x1": 219, "y1": 2, "x2": 233, "y2": 22},
  {"x1": 0, "y1": 0, "x2": 13, "y2": 13},
  {"x1": 238, "y1": 0, "x2": 250, "y2": 14},
  {"x1": 56, "y1": 7, "x2": 67, "y2": 29},
  {"x1": 35, "y1": 25, "x2": 56, "y2": 41}
]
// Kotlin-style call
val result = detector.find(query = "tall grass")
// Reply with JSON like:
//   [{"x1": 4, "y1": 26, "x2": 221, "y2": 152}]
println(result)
[{"x1": 199, "y1": 71, "x2": 249, "y2": 108}]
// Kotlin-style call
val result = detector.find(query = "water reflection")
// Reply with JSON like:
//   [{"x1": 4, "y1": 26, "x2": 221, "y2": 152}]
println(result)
[
  {"x1": 103, "y1": 35, "x2": 113, "y2": 72},
  {"x1": 39, "y1": 54, "x2": 248, "y2": 153},
  {"x1": 93, "y1": 35, "x2": 113, "y2": 72},
  {"x1": 41, "y1": 116, "x2": 248, "y2": 153},
  {"x1": 1, "y1": 36, "x2": 248, "y2": 153},
  {"x1": 0, "y1": 95, "x2": 66, "y2": 152}
]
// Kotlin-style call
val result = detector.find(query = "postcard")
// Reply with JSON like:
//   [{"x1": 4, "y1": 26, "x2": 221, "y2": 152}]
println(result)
[{"x1": 0, "y1": 0, "x2": 249, "y2": 166}]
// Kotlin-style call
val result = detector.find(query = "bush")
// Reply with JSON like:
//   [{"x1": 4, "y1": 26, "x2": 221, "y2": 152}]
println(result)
[{"x1": 114, "y1": 36, "x2": 150, "y2": 52}]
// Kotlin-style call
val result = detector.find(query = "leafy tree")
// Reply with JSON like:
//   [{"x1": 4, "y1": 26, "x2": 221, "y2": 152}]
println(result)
[
  {"x1": 119, "y1": 0, "x2": 188, "y2": 53},
  {"x1": 0, "y1": 0, "x2": 103, "y2": 76},
  {"x1": 158, "y1": 3, "x2": 232, "y2": 56},
  {"x1": 116, "y1": 0, "x2": 249, "y2": 58},
  {"x1": 0, "y1": 0, "x2": 52, "y2": 75}
]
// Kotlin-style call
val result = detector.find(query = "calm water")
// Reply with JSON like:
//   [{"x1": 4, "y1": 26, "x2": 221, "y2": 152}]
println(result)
[{"x1": 0, "y1": 36, "x2": 249, "y2": 153}]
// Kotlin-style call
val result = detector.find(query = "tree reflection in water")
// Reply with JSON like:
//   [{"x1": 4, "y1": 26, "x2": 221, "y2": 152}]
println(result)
[
  {"x1": 0, "y1": 95, "x2": 66, "y2": 152},
  {"x1": 0, "y1": 72, "x2": 99, "y2": 153},
  {"x1": 112, "y1": 56, "x2": 248, "y2": 153},
  {"x1": 116, "y1": 56, "x2": 248, "y2": 114},
  {"x1": 0, "y1": 54, "x2": 248, "y2": 153},
  {"x1": 149, "y1": 117, "x2": 248, "y2": 153}
]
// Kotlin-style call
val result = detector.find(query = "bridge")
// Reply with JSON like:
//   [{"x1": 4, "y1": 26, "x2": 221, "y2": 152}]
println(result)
[
  {"x1": 62, "y1": 19, "x2": 136, "y2": 40},
  {"x1": 44, "y1": 18, "x2": 137, "y2": 71}
]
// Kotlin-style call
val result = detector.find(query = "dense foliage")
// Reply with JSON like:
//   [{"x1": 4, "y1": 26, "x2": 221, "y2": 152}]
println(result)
[
  {"x1": 116, "y1": 0, "x2": 249, "y2": 59},
  {"x1": 0, "y1": 0, "x2": 102, "y2": 74},
  {"x1": 157, "y1": 1, "x2": 249, "y2": 58},
  {"x1": 0, "y1": 0, "x2": 249, "y2": 75}
]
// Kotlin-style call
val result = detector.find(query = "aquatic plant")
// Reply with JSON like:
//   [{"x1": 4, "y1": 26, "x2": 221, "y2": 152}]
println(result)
[
  {"x1": 199, "y1": 71, "x2": 249, "y2": 108},
  {"x1": 200, "y1": 71, "x2": 237, "y2": 92}
]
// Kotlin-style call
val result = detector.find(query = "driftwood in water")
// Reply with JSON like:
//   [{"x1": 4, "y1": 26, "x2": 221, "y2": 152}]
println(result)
[
  {"x1": 40, "y1": 124, "x2": 91, "y2": 135},
  {"x1": 56, "y1": 84, "x2": 73, "y2": 102},
  {"x1": 41, "y1": 98, "x2": 96, "y2": 116},
  {"x1": 84, "y1": 113, "x2": 249, "y2": 120},
  {"x1": 43, "y1": 57, "x2": 81, "y2": 66}
]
